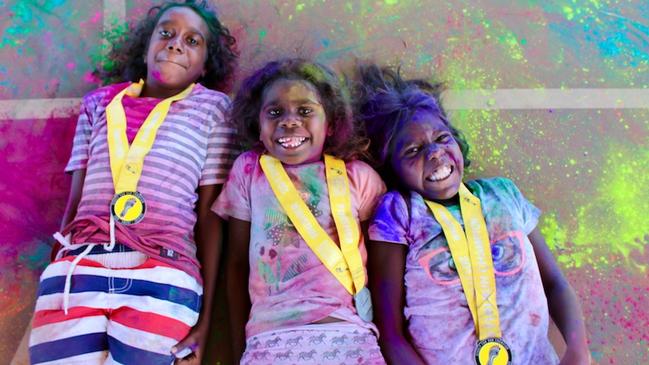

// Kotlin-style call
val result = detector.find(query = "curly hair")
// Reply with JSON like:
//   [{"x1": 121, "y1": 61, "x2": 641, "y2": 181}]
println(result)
[
  {"x1": 231, "y1": 58, "x2": 368, "y2": 161},
  {"x1": 97, "y1": 0, "x2": 237, "y2": 91},
  {"x1": 352, "y1": 63, "x2": 471, "y2": 187}
]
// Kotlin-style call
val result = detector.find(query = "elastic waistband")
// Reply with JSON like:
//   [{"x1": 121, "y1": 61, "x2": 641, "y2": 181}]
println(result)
[
  {"x1": 63, "y1": 243, "x2": 134, "y2": 257},
  {"x1": 62, "y1": 243, "x2": 148, "y2": 269}
]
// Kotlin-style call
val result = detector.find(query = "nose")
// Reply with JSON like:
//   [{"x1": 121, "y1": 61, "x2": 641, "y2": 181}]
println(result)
[
  {"x1": 279, "y1": 114, "x2": 302, "y2": 128},
  {"x1": 425, "y1": 143, "x2": 443, "y2": 160},
  {"x1": 166, "y1": 36, "x2": 183, "y2": 53}
]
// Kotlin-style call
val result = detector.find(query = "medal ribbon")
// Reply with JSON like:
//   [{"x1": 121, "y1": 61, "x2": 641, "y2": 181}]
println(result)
[
  {"x1": 106, "y1": 80, "x2": 194, "y2": 193},
  {"x1": 259, "y1": 154, "x2": 366, "y2": 295},
  {"x1": 425, "y1": 183, "x2": 501, "y2": 340}
]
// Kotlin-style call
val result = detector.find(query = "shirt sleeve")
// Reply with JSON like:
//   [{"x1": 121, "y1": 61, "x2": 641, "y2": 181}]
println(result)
[
  {"x1": 368, "y1": 191, "x2": 410, "y2": 246},
  {"x1": 211, "y1": 151, "x2": 254, "y2": 221},
  {"x1": 64, "y1": 93, "x2": 96, "y2": 172},
  {"x1": 199, "y1": 93, "x2": 241, "y2": 186},
  {"x1": 348, "y1": 161, "x2": 387, "y2": 222},
  {"x1": 501, "y1": 178, "x2": 541, "y2": 235}
]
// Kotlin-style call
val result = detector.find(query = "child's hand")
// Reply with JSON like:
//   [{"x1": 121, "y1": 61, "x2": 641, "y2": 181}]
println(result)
[
  {"x1": 172, "y1": 320, "x2": 209, "y2": 365},
  {"x1": 559, "y1": 347, "x2": 591, "y2": 365}
]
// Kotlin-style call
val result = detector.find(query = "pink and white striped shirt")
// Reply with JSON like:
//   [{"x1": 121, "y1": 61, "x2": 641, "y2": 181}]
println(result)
[{"x1": 64, "y1": 82, "x2": 240, "y2": 282}]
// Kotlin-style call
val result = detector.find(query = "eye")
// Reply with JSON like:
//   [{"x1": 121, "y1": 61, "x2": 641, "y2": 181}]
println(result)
[
  {"x1": 418, "y1": 247, "x2": 459, "y2": 284},
  {"x1": 298, "y1": 107, "x2": 312, "y2": 116},
  {"x1": 159, "y1": 29, "x2": 172, "y2": 38},
  {"x1": 404, "y1": 146, "x2": 420, "y2": 157},
  {"x1": 267, "y1": 108, "x2": 282, "y2": 117},
  {"x1": 186, "y1": 36, "x2": 200, "y2": 46},
  {"x1": 491, "y1": 232, "x2": 526, "y2": 275},
  {"x1": 436, "y1": 133, "x2": 452, "y2": 143}
]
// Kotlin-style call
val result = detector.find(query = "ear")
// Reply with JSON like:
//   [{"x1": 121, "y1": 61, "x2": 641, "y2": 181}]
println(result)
[{"x1": 326, "y1": 124, "x2": 334, "y2": 137}]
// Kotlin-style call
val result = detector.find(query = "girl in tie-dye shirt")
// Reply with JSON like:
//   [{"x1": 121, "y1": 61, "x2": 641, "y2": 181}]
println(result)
[{"x1": 353, "y1": 64, "x2": 590, "y2": 365}]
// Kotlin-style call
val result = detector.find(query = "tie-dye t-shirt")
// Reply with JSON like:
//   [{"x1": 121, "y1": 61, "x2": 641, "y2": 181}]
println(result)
[
  {"x1": 212, "y1": 150, "x2": 386, "y2": 338},
  {"x1": 368, "y1": 177, "x2": 559, "y2": 364}
]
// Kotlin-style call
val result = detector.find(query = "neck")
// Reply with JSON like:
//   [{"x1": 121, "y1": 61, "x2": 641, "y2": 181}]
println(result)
[
  {"x1": 140, "y1": 82, "x2": 188, "y2": 99},
  {"x1": 433, "y1": 194, "x2": 460, "y2": 207}
]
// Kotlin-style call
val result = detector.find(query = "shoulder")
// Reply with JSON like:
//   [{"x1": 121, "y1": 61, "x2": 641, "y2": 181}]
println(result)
[
  {"x1": 345, "y1": 159, "x2": 383, "y2": 184},
  {"x1": 378, "y1": 189, "x2": 407, "y2": 208},
  {"x1": 232, "y1": 150, "x2": 261, "y2": 169},
  {"x1": 82, "y1": 82, "x2": 129, "y2": 108},
  {"x1": 467, "y1": 176, "x2": 520, "y2": 198},
  {"x1": 189, "y1": 83, "x2": 231, "y2": 105}
]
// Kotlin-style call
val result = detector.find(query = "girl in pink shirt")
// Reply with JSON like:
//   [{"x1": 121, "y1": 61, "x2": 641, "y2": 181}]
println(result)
[{"x1": 213, "y1": 58, "x2": 386, "y2": 364}]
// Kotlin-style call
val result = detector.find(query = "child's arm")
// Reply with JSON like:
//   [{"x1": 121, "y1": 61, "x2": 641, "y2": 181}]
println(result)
[
  {"x1": 50, "y1": 169, "x2": 86, "y2": 260},
  {"x1": 529, "y1": 227, "x2": 590, "y2": 365},
  {"x1": 173, "y1": 184, "x2": 223, "y2": 363},
  {"x1": 226, "y1": 217, "x2": 252, "y2": 361},
  {"x1": 367, "y1": 231, "x2": 427, "y2": 365},
  {"x1": 60, "y1": 169, "x2": 86, "y2": 230}
]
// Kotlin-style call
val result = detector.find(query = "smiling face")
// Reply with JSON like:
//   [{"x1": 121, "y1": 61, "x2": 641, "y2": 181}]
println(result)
[
  {"x1": 389, "y1": 110, "x2": 464, "y2": 202},
  {"x1": 144, "y1": 6, "x2": 208, "y2": 97},
  {"x1": 258, "y1": 79, "x2": 329, "y2": 165}
]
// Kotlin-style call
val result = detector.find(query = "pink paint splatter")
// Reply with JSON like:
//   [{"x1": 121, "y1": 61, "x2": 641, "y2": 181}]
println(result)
[{"x1": 83, "y1": 71, "x2": 100, "y2": 84}]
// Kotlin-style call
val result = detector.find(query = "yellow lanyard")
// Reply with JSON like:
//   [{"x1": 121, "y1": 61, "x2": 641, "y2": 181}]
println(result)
[
  {"x1": 259, "y1": 154, "x2": 366, "y2": 295},
  {"x1": 106, "y1": 80, "x2": 194, "y2": 193},
  {"x1": 425, "y1": 183, "x2": 501, "y2": 340}
]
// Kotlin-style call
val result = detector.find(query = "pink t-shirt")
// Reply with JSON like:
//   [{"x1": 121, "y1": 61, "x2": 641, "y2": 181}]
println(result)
[
  {"x1": 64, "y1": 82, "x2": 240, "y2": 282},
  {"x1": 212, "y1": 150, "x2": 386, "y2": 337}
]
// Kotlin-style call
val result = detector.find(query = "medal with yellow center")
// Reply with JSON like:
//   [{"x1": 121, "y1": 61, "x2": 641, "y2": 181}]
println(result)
[
  {"x1": 475, "y1": 337, "x2": 512, "y2": 365},
  {"x1": 110, "y1": 191, "x2": 146, "y2": 225}
]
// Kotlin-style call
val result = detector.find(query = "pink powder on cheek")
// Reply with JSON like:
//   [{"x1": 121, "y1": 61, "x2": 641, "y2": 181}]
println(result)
[{"x1": 151, "y1": 70, "x2": 164, "y2": 82}]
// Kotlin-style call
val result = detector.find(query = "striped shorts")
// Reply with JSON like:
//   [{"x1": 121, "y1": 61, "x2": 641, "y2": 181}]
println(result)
[{"x1": 29, "y1": 251, "x2": 202, "y2": 365}]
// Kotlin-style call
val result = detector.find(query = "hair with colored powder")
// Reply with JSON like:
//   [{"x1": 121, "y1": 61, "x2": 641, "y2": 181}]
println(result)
[
  {"x1": 231, "y1": 58, "x2": 368, "y2": 161},
  {"x1": 353, "y1": 63, "x2": 471, "y2": 188},
  {"x1": 97, "y1": 0, "x2": 237, "y2": 91}
]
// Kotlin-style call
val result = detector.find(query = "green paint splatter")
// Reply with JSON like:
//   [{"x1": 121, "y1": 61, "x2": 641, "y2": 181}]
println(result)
[
  {"x1": 258, "y1": 28, "x2": 268, "y2": 43},
  {"x1": 542, "y1": 142, "x2": 649, "y2": 271},
  {"x1": 562, "y1": 6, "x2": 574, "y2": 20}
]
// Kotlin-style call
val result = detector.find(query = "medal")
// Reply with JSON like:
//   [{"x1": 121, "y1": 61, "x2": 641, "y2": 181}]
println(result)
[
  {"x1": 261, "y1": 154, "x2": 372, "y2": 321},
  {"x1": 475, "y1": 337, "x2": 512, "y2": 365},
  {"x1": 110, "y1": 191, "x2": 146, "y2": 225}
]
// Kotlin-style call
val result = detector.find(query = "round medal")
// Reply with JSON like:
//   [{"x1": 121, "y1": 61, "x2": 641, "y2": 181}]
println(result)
[
  {"x1": 474, "y1": 337, "x2": 512, "y2": 365},
  {"x1": 110, "y1": 191, "x2": 146, "y2": 225}
]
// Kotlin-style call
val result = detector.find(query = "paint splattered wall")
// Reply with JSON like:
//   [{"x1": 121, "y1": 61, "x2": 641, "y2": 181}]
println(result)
[{"x1": 1, "y1": 0, "x2": 647, "y2": 363}]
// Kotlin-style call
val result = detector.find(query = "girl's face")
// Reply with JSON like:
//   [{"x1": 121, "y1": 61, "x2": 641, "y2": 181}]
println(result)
[
  {"x1": 258, "y1": 79, "x2": 329, "y2": 165},
  {"x1": 145, "y1": 7, "x2": 208, "y2": 95},
  {"x1": 389, "y1": 110, "x2": 464, "y2": 202}
]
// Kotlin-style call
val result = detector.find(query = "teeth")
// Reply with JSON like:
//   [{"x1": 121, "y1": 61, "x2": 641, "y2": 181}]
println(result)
[
  {"x1": 427, "y1": 165, "x2": 452, "y2": 181},
  {"x1": 277, "y1": 136, "x2": 307, "y2": 148}
]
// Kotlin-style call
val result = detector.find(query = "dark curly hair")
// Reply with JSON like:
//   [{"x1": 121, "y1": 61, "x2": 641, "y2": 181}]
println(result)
[
  {"x1": 231, "y1": 58, "x2": 368, "y2": 161},
  {"x1": 352, "y1": 63, "x2": 471, "y2": 188},
  {"x1": 97, "y1": 0, "x2": 237, "y2": 91}
]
